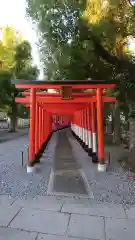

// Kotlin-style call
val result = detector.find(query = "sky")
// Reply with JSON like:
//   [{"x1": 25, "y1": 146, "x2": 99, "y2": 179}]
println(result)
[
  {"x1": 0, "y1": 0, "x2": 41, "y2": 76},
  {"x1": 129, "y1": 39, "x2": 135, "y2": 54}
]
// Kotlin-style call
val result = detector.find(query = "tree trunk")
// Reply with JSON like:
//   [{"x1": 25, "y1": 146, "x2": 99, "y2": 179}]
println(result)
[
  {"x1": 122, "y1": 104, "x2": 135, "y2": 171},
  {"x1": 9, "y1": 96, "x2": 17, "y2": 133},
  {"x1": 128, "y1": 117, "x2": 135, "y2": 168},
  {"x1": 111, "y1": 111, "x2": 114, "y2": 134},
  {"x1": 129, "y1": 103, "x2": 135, "y2": 150},
  {"x1": 129, "y1": 118, "x2": 135, "y2": 150},
  {"x1": 9, "y1": 114, "x2": 16, "y2": 132},
  {"x1": 112, "y1": 102, "x2": 121, "y2": 145}
]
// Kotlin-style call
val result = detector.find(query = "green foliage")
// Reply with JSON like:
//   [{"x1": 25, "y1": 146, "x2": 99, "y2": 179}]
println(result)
[
  {"x1": 26, "y1": 0, "x2": 135, "y2": 81},
  {"x1": 14, "y1": 40, "x2": 39, "y2": 79},
  {"x1": 0, "y1": 70, "x2": 13, "y2": 105},
  {"x1": 14, "y1": 40, "x2": 32, "y2": 74},
  {"x1": 26, "y1": 0, "x2": 85, "y2": 80},
  {"x1": 0, "y1": 25, "x2": 39, "y2": 130},
  {"x1": 0, "y1": 26, "x2": 22, "y2": 70},
  {"x1": 26, "y1": 0, "x2": 135, "y2": 118}
]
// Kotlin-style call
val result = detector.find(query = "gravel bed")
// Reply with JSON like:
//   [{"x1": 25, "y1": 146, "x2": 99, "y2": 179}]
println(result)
[
  {"x1": 0, "y1": 134, "x2": 57, "y2": 199},
  {"x1": 68, "y1": 130, "x2": 135, "y2": 205}
]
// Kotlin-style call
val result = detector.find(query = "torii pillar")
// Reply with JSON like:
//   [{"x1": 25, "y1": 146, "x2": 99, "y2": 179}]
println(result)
[
  {"x1": 27, "y1": 88, "x2": 36, "y2": 173},
  {"x1": 97, "y1": 88, "x2": 106, "y2": 171}
]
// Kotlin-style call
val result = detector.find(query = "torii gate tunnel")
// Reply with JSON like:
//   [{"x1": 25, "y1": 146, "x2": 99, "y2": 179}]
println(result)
[{"x1": 12, "y1": 80, "x2": 117, "y2": 173}]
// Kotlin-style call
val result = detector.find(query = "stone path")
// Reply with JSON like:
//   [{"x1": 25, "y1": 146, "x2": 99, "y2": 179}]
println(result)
[
  {"x1": 52, "y1": 130, "x2": 87, "y2": 195},
  {"x1": 0, "y1": 194, "x2": 135, "y2": 239}
]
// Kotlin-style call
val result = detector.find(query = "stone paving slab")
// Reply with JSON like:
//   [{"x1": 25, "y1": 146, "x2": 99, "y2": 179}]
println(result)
[
  {"x1": 53, "y1": 171, "x2": 87, "y2": 195},
  {"x1": 0, "y1": 205, "x2": 21, "y2": 227},
  {"x1": 125, "y1": 206, "x2": 135, "y2": 219},
  {"x1": 67, "y1": 214, "x2": 105, "y2": 240},
  {"x1": 53, "y1": 131, "x2": 87, "y2": 195},
  {"x1": 37, "y1": 234, "x2": 89, "y2": 240},
  {"x1": 34, "y1": 195, "x2": 91, "y2": 204},
  {"x1": 10, "y1": 208, "x2": 70, "y2": 235},
  {"x1": 62, "y1": 203, "x2": 126, "y2": 219},
  {"x1": 105, "y1": 217, "x2": 135, "y2": 240},
  {"x1": 62, "y1": 198, "x2": 92, "y2": 205},
  {"x1": 0, "y1": 227, "x2": 37, "y2": 240},
  {"x1": 13, "y1": 197, "x2": 62, "y2": 211},
  {"x1": 1, "y1": 196, "x2": 135, "y2": 240}
]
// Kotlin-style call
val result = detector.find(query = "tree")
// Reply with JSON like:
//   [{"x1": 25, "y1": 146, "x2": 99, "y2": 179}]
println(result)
[
  {"x1": 0, "y1": 25, "x2": 39, "y2": 132},
  {"x1": 0, "y1": 25, "x2": 22, "y2": 71},
  {"x1": 26, "y1": 0, "x2": 86, "y2": 79},
  {"x1": 82, "y1": 0, "x2": 135, "y2": 145},
  {"x1": 26, "y1": 0, "x2": 135, "y2": 82},
  {"x1": 14, "y1": 40, "x2": 39, "y2": 79},
  {"x1": 26, "y1": 0, "x2": 135, "y2": 149}
]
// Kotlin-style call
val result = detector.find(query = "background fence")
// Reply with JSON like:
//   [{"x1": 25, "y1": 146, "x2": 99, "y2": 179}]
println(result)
[{"x1": 0, "y1": 118, "x2": 29, "y2": 129}]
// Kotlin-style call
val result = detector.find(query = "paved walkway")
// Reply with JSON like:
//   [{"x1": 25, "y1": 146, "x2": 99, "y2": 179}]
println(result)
[
  {"x1": 52, "y1": 130, "x2": 87, "y2": 195},
  {"x1": 0, "y1": 194, "x2": 135, "y2": 239},
  {"x1": 1, "y1": 128, "x2": 135, "y2": 239}
]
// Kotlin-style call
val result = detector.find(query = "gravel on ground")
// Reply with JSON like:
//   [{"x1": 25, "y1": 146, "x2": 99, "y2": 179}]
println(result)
[
  {"x1": 68, "y1": 130, "x2": 135, "y2": 205},
  {"x1": 0, "y1": 133, "x2": 57, "y2": 199},
  {"x1": 0, "y1": 128, "x2": 29, "y2": 143}
]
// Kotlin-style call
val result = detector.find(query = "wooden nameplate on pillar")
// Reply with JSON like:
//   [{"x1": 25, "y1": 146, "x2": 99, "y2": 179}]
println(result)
[{"x1": 61, "y1": 86, "x2": 72, "y2": 100}]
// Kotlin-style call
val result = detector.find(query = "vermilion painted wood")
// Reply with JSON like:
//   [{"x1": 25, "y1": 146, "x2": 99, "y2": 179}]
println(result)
[
  {"x1": 38, "y1": 106, "x2": 42, "y2": 150},
  {"x1": 85, "y1": 108, "x2": 88, "y2": 132},
  {"x1": 83, "y1": 109, "x2": 86, "y2": 133},
  {"x1": 29, "y1": 88, "x2": 36, "y2": 163},
  {"x1": 79, "y1": 111, "x2": 82, "y2": 127},
  {"x1": 43, "y1": 110, "x2": 46, "y2": 141},
  {"x1": 81, "y1": 110, "x2": 84, "y2": 135},
  {"x1": 44, "y1": 108, "x2": 86, "y2": 115},
  {"x1": 87, "y1": 107, "x2": 91, "y2": 131},
  {"x1": 35, "y1": 103, "x2": 39, "y2": 154},
  {"x1": 15, "y1": 96, "x2": 116, "y2": 104},
  {"x1": 97, "y1": 88, "x2": 104, "y2": 163},
  {"x1": 14, "y1": 82, "x2": 117, "y2": 167},
  {"x1": 41, "y1": 108, "x2": 44, "y2": 144},
  {"x1": 91, "y1": 102, "x2": 96, "y2": 134},
  {"x1": 22, "y1": 92, "x2": 108, "y2": 97},
  {"x1": 17, "y1": 101, "x2": 86, "y2": 109}
]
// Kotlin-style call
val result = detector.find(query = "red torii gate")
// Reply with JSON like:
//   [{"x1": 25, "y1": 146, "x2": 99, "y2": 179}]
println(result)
[{"x1": 12, "y1": 80, "x2": 116, "y2": 173}]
